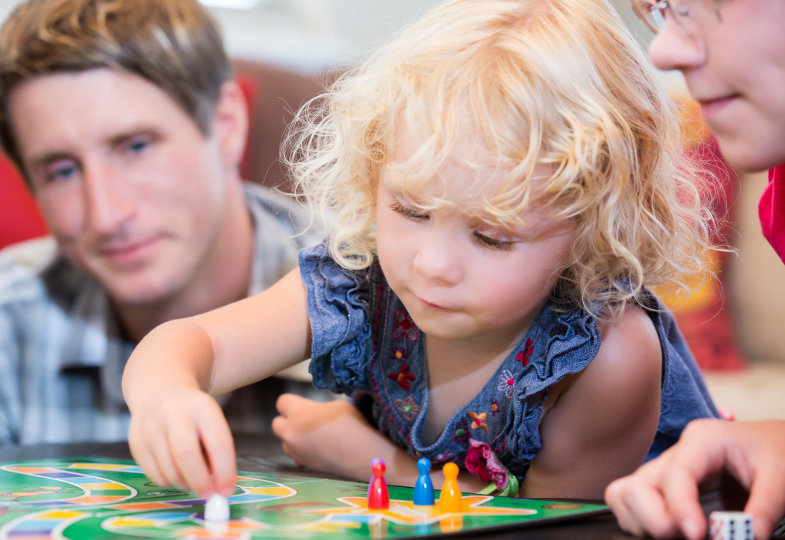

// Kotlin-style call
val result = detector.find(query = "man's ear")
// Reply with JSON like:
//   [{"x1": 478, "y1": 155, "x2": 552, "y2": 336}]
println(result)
[{"x1": 212, "y1": 81, "x2": 249, "y2": 171}]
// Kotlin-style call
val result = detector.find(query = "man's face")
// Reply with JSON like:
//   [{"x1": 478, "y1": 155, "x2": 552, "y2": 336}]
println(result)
[
  {"x1": 645, "y1": 0, "x2": 785, "y2": 172},
  {"x1": 9, "y1": 69, "x2": 233, "y2": 306}
]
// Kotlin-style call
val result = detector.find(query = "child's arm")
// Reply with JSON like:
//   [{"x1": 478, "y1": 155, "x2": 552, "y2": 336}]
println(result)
[
  {"x1": 272, "y1": 393, "x2": 490, "y2": 493},
  {"x1": 122, "y1": 268, "x2": 311, "y2": 498},
  {"x1": 520, "y1": 304, "x2": 662, "y2": 500}
]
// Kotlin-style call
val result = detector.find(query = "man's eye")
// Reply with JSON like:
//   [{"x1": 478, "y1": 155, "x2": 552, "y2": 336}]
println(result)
[
  {"x1": 122, "y1": 134, "x2": 152, "y2": 155},
  {"x1": 473, "y1": 231, "x2": 514, "y2": 251},
  {"x1": 45, "y1": 161, "x2": 79, "y2": 183},
  {"x1": 389, "y1": 201, "x2": 428, "y2": 220}
]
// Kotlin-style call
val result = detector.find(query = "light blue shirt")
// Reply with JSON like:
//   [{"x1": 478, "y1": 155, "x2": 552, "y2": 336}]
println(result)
[{"x1": 0, "y1": 183, "x2": 321, "y2": 446}]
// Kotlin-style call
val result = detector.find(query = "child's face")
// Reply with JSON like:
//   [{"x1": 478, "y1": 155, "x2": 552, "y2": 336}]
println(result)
[{"x1": 375, "y1": 144, "x2": 575, "y2": 348}]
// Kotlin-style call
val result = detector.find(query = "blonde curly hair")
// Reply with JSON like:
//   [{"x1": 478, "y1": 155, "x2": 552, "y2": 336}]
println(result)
[{"x1": 284, "y1": 0, "x2": 719, "y2": 320}]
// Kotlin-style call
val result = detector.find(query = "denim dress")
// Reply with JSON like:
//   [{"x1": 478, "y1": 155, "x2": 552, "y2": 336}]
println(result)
[{"x1": 300, "y1": 242, "x2": 719, "y2": 491}]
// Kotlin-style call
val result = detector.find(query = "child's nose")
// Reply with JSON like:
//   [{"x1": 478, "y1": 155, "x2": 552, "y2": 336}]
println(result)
[{"x1": 411, "y1": 230, "x2": 464, "y2": 285}]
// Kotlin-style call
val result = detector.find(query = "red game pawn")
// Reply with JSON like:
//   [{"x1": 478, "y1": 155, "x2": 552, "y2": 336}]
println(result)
[{"x1": 367, "y1": 459, "x2": 389, "y2": 510}]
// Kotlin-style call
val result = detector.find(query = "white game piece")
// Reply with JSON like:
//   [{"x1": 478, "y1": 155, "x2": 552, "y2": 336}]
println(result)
[
  {"x1": 709, "y1": 511, "x2": 753, "y2": 540},
  {"x1": 204, "y1": 493, "x2": 230, "y2": 522}
]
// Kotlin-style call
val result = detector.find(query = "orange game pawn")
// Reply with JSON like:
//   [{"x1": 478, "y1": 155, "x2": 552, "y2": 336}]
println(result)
[
  {"x1": 367, "y1": 459, "x2": 389, "y2": 510},
  {"x1": 439, "y1": 462, "x2": 463, "y2": 513}
]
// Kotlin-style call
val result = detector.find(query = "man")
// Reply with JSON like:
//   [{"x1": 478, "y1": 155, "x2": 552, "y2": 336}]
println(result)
[
  {"x1": 605, "y1": 1, "x2": 785, "y2": 539},
  {"x1": 0, "y1": 0, "x2": 321, "y2": 445}
]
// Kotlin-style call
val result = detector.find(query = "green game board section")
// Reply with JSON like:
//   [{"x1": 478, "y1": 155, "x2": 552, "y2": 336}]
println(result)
[{"x1": 0, "y1": 457, "x2": 607, "y2": 539}]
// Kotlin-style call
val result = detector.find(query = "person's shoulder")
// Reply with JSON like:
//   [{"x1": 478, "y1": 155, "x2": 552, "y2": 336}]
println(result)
[
  {"x1": 0, "y1": 236, "x2": 59, "y2": 287},
  {"x1": 0, "y1": 237, "x2": 76, "y2": 305},
  {"x1": 243, "y1": 182, "x2": 323, "y2": 246},
  {"x1": 243, "y1": 182, "x2": 305, "y2": 221},
  {"x1": 592, "y1": 304, "x2": 661, "y2": 391}
]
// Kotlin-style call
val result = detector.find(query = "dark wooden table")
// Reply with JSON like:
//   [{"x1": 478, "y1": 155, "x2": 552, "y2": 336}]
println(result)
[{"x1": 0, "y1": 434, "x2": 764, "y2": 539}]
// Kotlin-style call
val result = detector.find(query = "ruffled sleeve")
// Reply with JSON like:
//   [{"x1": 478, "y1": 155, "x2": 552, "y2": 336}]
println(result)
[
  {"x1": 521, "y1": 308, "x2": 601, "y2": 395},
  {"x1": 507, "y1": 307, "x2": 601, "y2": 470},
  {"x1": 299, "y1": 243, "x2": 374, "y2": 394}
]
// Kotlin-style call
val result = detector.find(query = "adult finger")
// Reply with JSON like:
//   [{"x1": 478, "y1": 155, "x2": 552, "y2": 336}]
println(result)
[{"x1": 609, "y1": 470, "x2": 682, "y2": 538}]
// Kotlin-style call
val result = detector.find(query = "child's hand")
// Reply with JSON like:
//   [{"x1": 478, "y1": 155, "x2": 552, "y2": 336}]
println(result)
[
  {"x1": 272, "y1": 393, "x2": 496, "y2": 493},
  {"x1": 127, "y1": 387, "x2": 236, "y2": 499},
  {"x1": 272, "y1": 394, "x2": 377, "y2": 480}
]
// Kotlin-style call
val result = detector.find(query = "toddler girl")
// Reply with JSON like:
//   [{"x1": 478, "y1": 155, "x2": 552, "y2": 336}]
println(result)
[{"x1": 123, "y1": 0, "x2": 719, "y2": 501}]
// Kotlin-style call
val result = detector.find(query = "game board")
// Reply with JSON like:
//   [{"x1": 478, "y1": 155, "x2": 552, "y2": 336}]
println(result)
[{"x1": 0, "y1": 458, "x2": 607, "y2": 539}]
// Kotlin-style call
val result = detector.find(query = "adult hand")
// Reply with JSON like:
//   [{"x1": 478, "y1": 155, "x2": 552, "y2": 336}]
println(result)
[{"x1": 605, "y1": 419, "x2": 785, "y2": 539}]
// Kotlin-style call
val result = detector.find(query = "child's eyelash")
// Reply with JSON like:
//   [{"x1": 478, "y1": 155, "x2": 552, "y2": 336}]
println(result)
[
  {"x1": 389, "y1": 199, "x2": 514, "y2": 251},
  {"x1": 473, "y1": 232, "x2": 514, "y2": 251},
  {"x1": 389, "y1": 201, "x2": 428, "y2": 220}
]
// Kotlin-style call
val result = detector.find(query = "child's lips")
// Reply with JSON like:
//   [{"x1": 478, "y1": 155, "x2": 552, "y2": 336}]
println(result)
[{"x1": 416, "y1": 295, "x2": 455, "y2": 311}]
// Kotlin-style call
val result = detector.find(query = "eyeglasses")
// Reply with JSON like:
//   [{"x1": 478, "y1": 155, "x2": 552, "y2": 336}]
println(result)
[{"x1": 630, "y1": 0, "x2": 723, "y2": 34}]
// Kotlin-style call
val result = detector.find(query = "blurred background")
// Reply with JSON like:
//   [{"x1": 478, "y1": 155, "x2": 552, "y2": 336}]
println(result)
[
  {"x1": 1, "y1": 0, "x2": 783, "y2": 420},
  {"x1": 0, "y1": 0, "x2": 656, "y2": 73}
]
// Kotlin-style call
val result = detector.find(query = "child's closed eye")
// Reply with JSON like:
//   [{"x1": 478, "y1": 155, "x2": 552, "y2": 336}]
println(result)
[
  {"x1": 472, "y1": 231, "x2": 515, "y2": 251},
  {"x1": 389, "y1": 200, "x2": 428, "y2": 221}
]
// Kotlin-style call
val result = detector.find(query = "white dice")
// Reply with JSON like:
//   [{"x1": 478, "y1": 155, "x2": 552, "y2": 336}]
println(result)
[{"x1": 709, "y1": 511, "x2": 753, "y2": 540}]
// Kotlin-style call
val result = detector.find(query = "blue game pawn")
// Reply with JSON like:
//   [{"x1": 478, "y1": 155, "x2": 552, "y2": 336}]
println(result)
[{"x1": 413, "y1": 457, "x2": 434, "y2": 506}]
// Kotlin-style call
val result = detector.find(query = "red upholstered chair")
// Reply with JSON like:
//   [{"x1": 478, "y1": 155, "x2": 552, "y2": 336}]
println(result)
[
  {"x1": 232, "y1": 59, "x2": 333, "y2": 191},
  {"x1": 0, "y1": 155, "x2": 47, "y2": 249}
]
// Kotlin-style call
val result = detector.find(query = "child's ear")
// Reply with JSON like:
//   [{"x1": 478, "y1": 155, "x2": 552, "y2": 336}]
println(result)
[{"x1": 211, "y1": 81, "x2": 249, "y2": 170}]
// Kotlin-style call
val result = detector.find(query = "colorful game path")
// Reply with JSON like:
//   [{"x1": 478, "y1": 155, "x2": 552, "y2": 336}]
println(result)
[{"x1": 0, "y1": 458, "x2": 606, "y2": 539}]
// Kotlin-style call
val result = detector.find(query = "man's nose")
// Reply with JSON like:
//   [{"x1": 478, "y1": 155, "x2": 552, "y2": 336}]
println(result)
[{"x1": 83, "y1": 163, "x2": 135, "y2": 236}]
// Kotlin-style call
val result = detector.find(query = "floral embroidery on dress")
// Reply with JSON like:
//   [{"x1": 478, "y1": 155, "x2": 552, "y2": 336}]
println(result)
[
  {"x1": 387, "y1": 363, "x2": 416, "y2": 390},
  {"x1": 464, "y1": 439, "x2": 519, "y2": 496},
  {"x1": 391, "y1": 348, "x2": 407, "y2": 363},
  {"x1": 394, "y1": 396, "x2": 421, "y2": 421},
  {"x1": 516, "y1": 337, "x2": 534, "y2": 367},
  {"x1": 467, "y1": 411, "x2": 489, "y2": 432},
  {"x1": 489, "y1": 398, "x2": 500, "y2": 416},
  {"x1": 392, "y1": 309, "x2": 419, "y2": 342},
  {"x1": 452, "y1": 418, "x2": 470, "y2": 445},
  {"x1": 497, "y1": 369, "x2": 516, "y2": 398}
]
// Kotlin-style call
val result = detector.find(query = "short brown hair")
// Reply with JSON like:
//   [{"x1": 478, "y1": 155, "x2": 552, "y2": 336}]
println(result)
[{"x1": 0, "y1": 0, "x2": 230, "y2": 175}]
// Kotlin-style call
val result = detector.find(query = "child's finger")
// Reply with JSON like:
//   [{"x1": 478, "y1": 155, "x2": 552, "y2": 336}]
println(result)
[
  {"x1": 270, "y1": 414, "x2": 288, "y2": 439},
  {"x1": 130, "y1": 441, "x2": 167, "y2": 489},
  {"x1": 128, "y1": 421, "x2": 175, "y2": 489},
  {"x1": 166, "y1": 416, "x2": 214, "y2": 497},
  {"x1": 275, "y1": 392, "x2": 302, "y2": 416},
  {"x1": 150, "y1": 432, "x2": 188, "y2": 490},
  {"x1": 198, "y1": 409, "x2": 237, "y2": 497}
]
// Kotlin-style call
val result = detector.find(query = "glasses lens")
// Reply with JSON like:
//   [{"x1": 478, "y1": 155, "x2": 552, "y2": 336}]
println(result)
[{"x1": 633, "y1": 0, "x2": 667, "y2": 32}]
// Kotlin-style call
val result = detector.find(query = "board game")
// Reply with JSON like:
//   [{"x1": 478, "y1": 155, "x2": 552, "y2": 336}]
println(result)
[{"x1": 0, "y1": 458, "x2": 606, "y2": 539}]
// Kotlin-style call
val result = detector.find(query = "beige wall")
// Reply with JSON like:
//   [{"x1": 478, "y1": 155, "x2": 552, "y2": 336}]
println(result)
[{"x1": 729, "y1": 172, "x2": 785, "y2": 362}]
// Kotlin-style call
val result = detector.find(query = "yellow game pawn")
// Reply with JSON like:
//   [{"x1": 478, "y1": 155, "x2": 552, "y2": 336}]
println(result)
[{"x1": 438, "y1": 462, "x2": 462, "y2": 513}]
